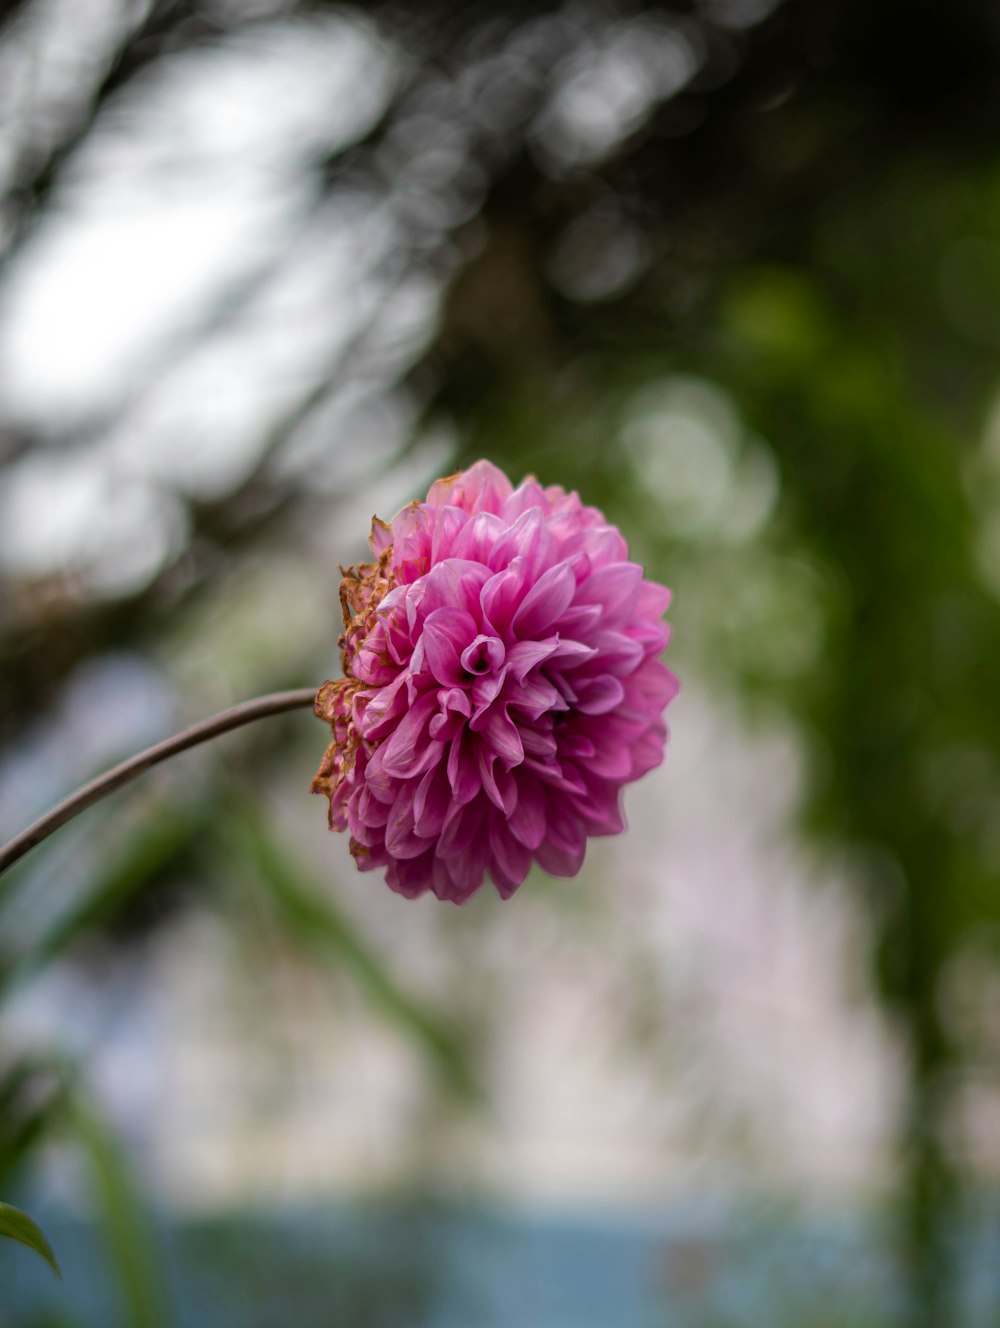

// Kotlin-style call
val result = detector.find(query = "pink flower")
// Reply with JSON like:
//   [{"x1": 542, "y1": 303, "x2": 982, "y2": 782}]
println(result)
[{"x1": 313, "y1": 460, "x2": 678, "y2": 902}]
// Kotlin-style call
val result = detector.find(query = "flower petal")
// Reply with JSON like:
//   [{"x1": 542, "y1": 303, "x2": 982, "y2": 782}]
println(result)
[
  {"x1": 505, "y1": 638, "x2": 559, "y2": 681},
  {"x1": 385, "y1": 795, "x2": 433, "y2": 860},
  {"x1": 420, "y1": 606, "x2": 478, "y2": 686},
  {"x1": 380, "y1": 694, "x2": 438, "y2": 778},
  {"x1": 489, "y1": 506, "x2": 555, "y2": 576},
  {"x1": 489, "y1": 820, "x2": 532, "y2": 897},
  {"x1": 511, "y1": 562, "x2": 577, "y2": 639},
  {"x1": 508, "y1": 772, "x2": 546, "y2": 849},
  {"x1": 573, "y1": 674, "x2": 626, "y2": 715},
  {"x1": 446, "y1": 729, "x2": 481, "y2": 804},
  {"x1": 437, "y1": 795, "x2": 486, "y2": 859},
  {"x1": 573, "y1": 562, "x2": 643, "y2": 623},
  {"x1": 534, "y1": 796, "x2": 586, "y2": 877},
  {"x1": 413, "y1": 762, "x2": 452, "y2": 837},
  {"x1": 481, "y1": 558, "x2": 531, "y2": 638},
  {"x1": 428, "y1": 460, "x2": 512, "y2": 515},
  {"x1": 453, "y1": 510, "x2": 506, "y2": 564},
  {"x1": 475, "y1": 704, "x2": 525, "y2": 768}
]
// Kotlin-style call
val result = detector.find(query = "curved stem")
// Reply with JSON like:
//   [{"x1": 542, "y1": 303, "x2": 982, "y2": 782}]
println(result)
[{"x1": 0, "y1": 687, "x2": 318, "y2": 877}]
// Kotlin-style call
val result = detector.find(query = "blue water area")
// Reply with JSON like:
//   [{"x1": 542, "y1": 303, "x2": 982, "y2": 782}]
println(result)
[{"x1": 1, "y1": 1198, "x2": 998, "y2": 1328}]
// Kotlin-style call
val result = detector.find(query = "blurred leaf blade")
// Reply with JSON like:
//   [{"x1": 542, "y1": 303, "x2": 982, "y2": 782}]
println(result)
[
  {"x1": 0, "y1": 1056, "x2": 70, "y2": 1185},
  {"x1": 0, "y1": 1201, "x2": 61, "y2": 1278},
  {"x1": 222, "y1": 806, "x2": 480, "y2": 1104},
  {"x1": 0, "y1": 801, "x2": 212, "y2": 995},
  {"x1": 72, "y1": 1096, "x2": 172, "y2": 1328}
]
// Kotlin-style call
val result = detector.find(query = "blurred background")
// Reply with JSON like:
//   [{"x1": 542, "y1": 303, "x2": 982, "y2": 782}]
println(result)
[{"x1": 2, "y1": 0, "x2": 1000, "y2": 1324}]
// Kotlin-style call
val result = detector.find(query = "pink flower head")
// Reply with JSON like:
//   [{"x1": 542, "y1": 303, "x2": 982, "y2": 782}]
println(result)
[{"x1": 313, "y1": 460, "x2": 678, "y2": 902}]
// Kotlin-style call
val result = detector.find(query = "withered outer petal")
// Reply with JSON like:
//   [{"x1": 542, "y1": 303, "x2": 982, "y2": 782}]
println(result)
[
  {"x1": 310, "y1": 677, "x2": 361, "y2": 796},
  {"x1": 314, "y1": 677, "x2": 350, "y2": 723},
  {"x1": 312, "y1": 546, "x2": 395, "y2": 806},
  {"x1": 337, "y1": 548, "x2": 395, "y2": 675}
]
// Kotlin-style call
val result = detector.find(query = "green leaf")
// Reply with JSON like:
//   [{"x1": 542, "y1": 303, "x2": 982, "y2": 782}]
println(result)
[
  {"x1": 0, "y1": 1057, "x2": 70, "y2": 1184},
  {"x1": 72, "y1": 1099, "x2": 171, "y2": 1328},
  {"x1": 1, "y1": 803, "x2": 210, "y2": 994},
  {"x1": 222, "y1": 806, "x2": 480, "y2": 1104},
  {"x1": 0, "y1": 1202, "x2": 61, "y2": 1277}
]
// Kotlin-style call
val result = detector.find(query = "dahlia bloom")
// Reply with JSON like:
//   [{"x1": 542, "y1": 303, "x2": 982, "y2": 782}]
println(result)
[{"x1": 312, "y1": 460, "x2": 678, "y2": 902}]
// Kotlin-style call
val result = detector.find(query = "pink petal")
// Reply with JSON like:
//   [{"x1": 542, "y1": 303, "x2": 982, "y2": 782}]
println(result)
[
  {"x1": 410, "y1": 559, "x2": 492, "y2": 627},
  {"x1": 573, "y1": 674, "x2": 626, "y2": 715},
  {"x1": 439, "y1": 830, "x2": 490, "y2": 901},
  {"x1": 489, "y1": 820, "x2": 532, "y2": 896},
  {"x1": 574, "y1": 562, "x2": 643, "y2": 621},
  {"x1": 446, "y1": 729, "x2": 481, "y2": 804},
  {"x1": 430, "y1": 505, "x2": 469, "y2": 564},
  {"x1": 547, "y1": 637, "x2": 598, "y2": 668},
  {"x1": 470, "y1": 667, "x2": 508, "y2": 715},
  {"x1": 413, "y1": 762, "x2": 451, "y2": 837},
  {"x1": 350, "y1": 786, "x2": 391, "y2": 835},
  {"x1": 508, "y1": 772, "x2": 546, "y2": 849},
  {"x1": 386, "y1": 850, "x2": 435, "y2": 898},
  {"x1": 520, "y1": 724, "x2": 558, "y2": 759},
  {"x1": 534, "y1": 797, "x2": 586, "y2": 877},
  {"x1": 453, "y1": 510, "x2": 506, "y2": 563},
  {"x1": 361, "y1": 673, "x2": 410, "y2": 741},
  {"x1": 511, "y1": 562, "x2": 577, "y2": 639},
  {"x1": 389, "y1": 504, "x2": 433, "y2": 584},
  {"x1": 589, "y1": 630, "x2": 644, "y2": 675},
  {"x1": 505, "y1": 638, "x2": 559, "y2": 681},
  {"x1": 587, "y1": 721, "x2": 640, "y2": 781},
  {"x1": 489, "y1": 507, "x2": 555, "y2": 576},
  {"x1": 571, "y1": 779, "x2": 627, "y2": 836},
  {"x1": 429, "y1": 686, "x2": 472, "y2": 742},
  {"x1": 637, "y1": 579, "x2": 672, "y2": 617},
  {"x1": 580, "y1": 524, "x2": 628, "y2": 566},
  {"x1": 472, "y1": 704, "x2": 524, "y2": 768},
  {"x1": 369, "y1": 517, "x2": 393, "y2": 556},
  {"x1": 420, "y1": 606, "x2": 478, "y2": 686},
  {"x1": 437, "y1": 795, "x2": 485, "y2": 859},
  {"x1": 380, "y1": 694, "x2": 439, "y2": 778},
  {"x1": 628, "y1": 619, "x2": 670, "y2": 657},
  {"x1": 502, "y1": 478, "x2": 549, "y2": 521},
  {"x1": 507, "y1": 675, "x2": 566, "y2": 721},
  {"x1": 460, "y1": 633, "x2": 505, "y2": 675},
  {"x1": 558, "y1": 731, "x2": 595, "y2": 760},
  {"x1": 553, "y1": 604, "x2": 603, "y2": 637},
  {"x1": 385, "y1": 796, "x2": 433, "y2": 860},
  {"x1": 628, "y1": 720, "x2": 667, "y2": 780},
  {"x1": 481, "y1": 558, "x2": 531, "y2": 638},
  {"x1": 619, "y1": 658, "x2": 680, "y2": 720},
  {"x1": 524, "y1": 755, "x2": 587, "y2": 796},
  {"x1": 478, "y1": 748, "x2": 519, "y2": 814},
  {"x1": 428, "y1": 460, "x2": 512, "y2": 514},
  {"x1": 361, "y1": 743, "x2": 398, "y2": 802},
  {"x1": 430, "y1": 855, "x2": 461, "y2": 902}
]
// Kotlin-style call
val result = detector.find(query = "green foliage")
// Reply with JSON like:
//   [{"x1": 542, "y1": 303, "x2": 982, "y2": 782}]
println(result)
[
  {"x1": 0, "y1": 1059, "x2": 69, "y2": 1186},
  {"x1": 0, "y1": 805, "x2": 210, "y2": 993},
  {"x1": 0, "y1": 1203, "x2": 61, "y2": 1278},
  {"x1": 221, "y1": 802, "x2": 480, "y2": 1104},
  {"x1": 70, "y1": 1100, "x2": 171, "y2": 1328}
]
